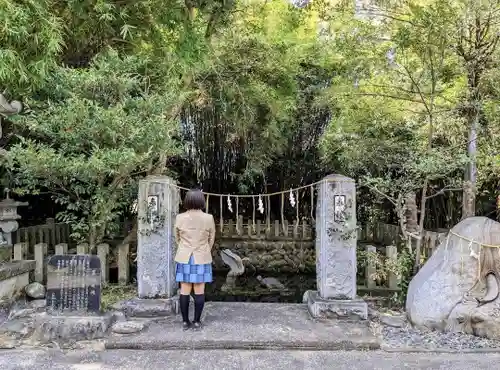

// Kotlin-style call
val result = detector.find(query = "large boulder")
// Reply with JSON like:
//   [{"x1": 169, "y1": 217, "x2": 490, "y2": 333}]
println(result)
[{"x1": 406, "y1": 216, "x2": 500, "y2": 337}]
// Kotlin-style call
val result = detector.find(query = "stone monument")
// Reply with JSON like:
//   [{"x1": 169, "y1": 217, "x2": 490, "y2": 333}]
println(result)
[
  {"x1": 0, "y1": 189, "x2": 28, "y2": 261},
  {"x1": 31, "y1": 254, "x2": 119, "y2": 344},
  {"x1": 137, "y1": 176, "x2": 179, "y2": 299},
  {"x1": 45, "y1": 254, "x2": 101, "y2": 312},
  {"x1": 305, "y1": 174, "x2": 368, "y2": 320}
]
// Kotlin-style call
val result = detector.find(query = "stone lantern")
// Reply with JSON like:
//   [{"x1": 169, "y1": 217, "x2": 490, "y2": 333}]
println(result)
[{"x1": 0, "y1": 189, "x2": 28, "y2": 261}]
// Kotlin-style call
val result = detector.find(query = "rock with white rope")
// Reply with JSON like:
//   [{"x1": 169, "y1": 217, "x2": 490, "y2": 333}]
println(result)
[{"x1": 406, "y1": 216, "x2": 500, "y2": 338}]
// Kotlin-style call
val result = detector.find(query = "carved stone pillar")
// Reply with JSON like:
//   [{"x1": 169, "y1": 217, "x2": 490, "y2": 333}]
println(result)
[
  {"x1": 137, "y1": 176, "x2": 179, "y2": 299},
  {"x1": 305, "y1": 174, "x2": 367, "y2": 320}
]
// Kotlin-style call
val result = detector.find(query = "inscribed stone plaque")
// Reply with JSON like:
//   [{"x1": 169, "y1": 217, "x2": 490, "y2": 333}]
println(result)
[
  {"x1": 46, "y1": 254, "x2": 101, "y2": 312},
  {"x1": 316, "y1": 174, "x2": 357, "y2": 300},
  {"x1": 137, "y1": 176, "x2": 179, "y2": 298}
]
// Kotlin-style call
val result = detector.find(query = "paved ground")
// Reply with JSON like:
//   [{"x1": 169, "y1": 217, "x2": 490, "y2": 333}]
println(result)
[
  {"x1": 106, "y1": 302, "x2": 378, "y2": 350},
  {"x1": 1, "y1": 349, "x2": 500, "y2": 369}
]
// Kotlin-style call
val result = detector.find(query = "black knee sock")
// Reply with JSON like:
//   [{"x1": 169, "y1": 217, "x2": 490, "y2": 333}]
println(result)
[
  {"x1": 194, "y1": 294, "x2": 205, "y2": 323},
  {"x1": 180, "y1": 294, "x2": 190, "y2": 323}
]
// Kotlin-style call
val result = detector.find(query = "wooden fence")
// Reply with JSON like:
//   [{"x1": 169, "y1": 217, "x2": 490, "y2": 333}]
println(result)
[
  {"x1": 14, "y1": 218, "x2": 71, "y2": 248},
  {"x1": 216, "y1": 216, "x2": 314, "y2": 240},
  {"x1": 360, "y1": 222, "x2": 448, "y2": 257},
  {"x1": 10, "y1": 217, "x2": 450, "y2": 295},
  {"x1": 357, "y1": 223, "x2": 448, "y2": 293},
  {"x1": 359, "y1": 244, "x2": 400, "y2": 293},
  {"x1": 12, "y1": 242, "x2": 131, "y2": 287}
]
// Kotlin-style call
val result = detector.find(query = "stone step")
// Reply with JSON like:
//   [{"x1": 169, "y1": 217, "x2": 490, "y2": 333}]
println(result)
[
  {"x1": 105, "y1": 302, "x2": 380, "y2": 351},
  {"x1": 111, "y1": 297, "x2": 178, "y2": 317}
]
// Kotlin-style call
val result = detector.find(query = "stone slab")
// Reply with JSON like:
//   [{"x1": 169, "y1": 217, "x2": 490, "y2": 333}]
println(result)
[
  {"x1": 33, "y1": 311, "x2": 119, "y2": 343},
  {"x1": 105, "y1": 302, "x2": 379, "y2": 350},
  {"x1": 111, "y1": 297, "x2": 177, "y2": 317},
  {"x1": 46, "y1": 254, "x2": 101, "y2": 312},
  {"x1": 0, "y1": 260, "x2": 35, "y2": 281},
  {"x1": 0, "y1": 261, "x2": 34, "y2": 303},
  {"x1": 111, "y1": 321, "x2": 146, "y2": 334},
  {"x1": 305, "y1": 290, "x2": 368, "y2": 320}
]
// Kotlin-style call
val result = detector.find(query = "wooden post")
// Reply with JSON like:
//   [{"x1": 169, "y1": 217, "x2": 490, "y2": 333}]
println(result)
[
  {"x1": 237, "y1": 215, "x2": 243, "y2": 236},
  {"x1": 97, "y1": 243, "x2": 110, "y2": 286},
  {"x1": 77, "y1": 243, "x2": 89, "y2": 255},
  {"x1": 55, "y1": 243, "x2": 68, "y2": 255},
  {"x1": 37, "y1": 228, "x2": 44, "y2": 245},
  {"x1": 283, "y1": 220, "x2": 289, "y2": 237},
  {"x1": 256, "y1": 220, "x2": 261, "y2": 236},
  {"x1": 118, "y1": 243, "x2": 130, "y2": 285},
  {"x1": 247, "y1": 219, "x2": 252, "y2": 237},
  {"x1": 13, "y1": 243, "x2": 28, "y2": 261},
  {"x1": 293, "y1": 221, "x2": 299, "y2": 239},
  {"x1": 34, "y1": 243, "x2": 48, "y2": 283},
  {"x1": 386, "y1": 245, "x2": 400, "y2": 290},
  {"x1": 274, "y1": 220, "x2": 280, "y2": 237},
  {"x1": 227, "y1": 220, "x2": 235, "y2": 236},
  {"x1": 46, "y1": 218, "x2": 56, "y2": 246},
  {"x1": 365, "y1": 245, "x2": 377, "y2": 289}
]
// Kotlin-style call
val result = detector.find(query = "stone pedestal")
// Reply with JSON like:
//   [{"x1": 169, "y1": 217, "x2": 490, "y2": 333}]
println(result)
[
  {"x1": 306, "y1": 174, "x2": 367, "y2": 320},
  {"x1": 137, "y1": 176, "x2": 179, "y2": 299},
  {"x1": 33, "y1": 311, "x2": 120, "y2": 344}
]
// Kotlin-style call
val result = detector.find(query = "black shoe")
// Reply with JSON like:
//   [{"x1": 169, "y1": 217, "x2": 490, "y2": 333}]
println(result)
[
  {"x1": 192, "y1": 321, "x2": 202, "y2": 330},
  {"x1": 182, "y1": 321, "x2": 191, "y2": 331}
]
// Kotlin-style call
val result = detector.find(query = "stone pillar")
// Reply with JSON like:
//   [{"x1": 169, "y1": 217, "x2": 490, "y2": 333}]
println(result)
[
  {"x1": 137, "y1": 176, "x2": 179, "y2": 299},
  {"x1": 305, "y1": 174, "x2": 367, "y2": 320}
]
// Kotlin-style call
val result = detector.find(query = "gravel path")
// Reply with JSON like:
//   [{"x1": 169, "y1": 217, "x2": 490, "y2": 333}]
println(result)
[
  {"x1": 381, "y1": 324, "x2": 500, "y2": 350},
  {"x1": 366, "y1": 298, "x2": 500, "y2": 351},
  {"x1": 2, "y1": 348, "x2": 500, "y2": 369}
]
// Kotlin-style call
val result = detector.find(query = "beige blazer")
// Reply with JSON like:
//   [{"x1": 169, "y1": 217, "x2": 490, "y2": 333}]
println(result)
[{"x1": 174, "y1": 210, "x2": 215, "y2": 264}]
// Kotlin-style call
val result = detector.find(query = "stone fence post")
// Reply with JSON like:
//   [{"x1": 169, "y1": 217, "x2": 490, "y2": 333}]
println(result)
[
  {"x1": 305, "y1": 174, "x2": 367, "y2": 320},
  {"x1": 137, "y1": 176, "x2": 179, "y2": 299}
]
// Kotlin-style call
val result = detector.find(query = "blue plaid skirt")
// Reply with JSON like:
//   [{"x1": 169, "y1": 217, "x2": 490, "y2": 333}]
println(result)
[{"x1": 175, "y1": 255, "x2": 213, "y2": 283}]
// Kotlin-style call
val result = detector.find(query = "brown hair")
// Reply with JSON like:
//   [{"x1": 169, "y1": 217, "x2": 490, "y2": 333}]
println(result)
[{"x1": 183, "y1": 189, "x2": 206, "y2": 211}]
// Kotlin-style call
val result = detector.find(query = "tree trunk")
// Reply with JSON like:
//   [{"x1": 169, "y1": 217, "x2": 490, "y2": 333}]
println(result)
[
  {"x1": 414, "y1": 180, "x2": 429, "y2": 273},
  {"x1": 462, "y1": 103, "x2": 479, "y2": 219}
]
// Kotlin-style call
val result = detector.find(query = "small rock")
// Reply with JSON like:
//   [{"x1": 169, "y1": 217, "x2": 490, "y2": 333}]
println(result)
[
  {"x1": 0, "y1": 337, "x2": 18, "y2": 349},
  {"x1": 379, "y1": 314, "x2": 406, "y2": 328},
  {"x1": 111, "y1": 321, "x2": 145, "y2": 334},
  {"x1": 25, "y1": 283, "x2": 46, "y2": 299},
  {"x1": 110, "y1": 311, "x2": 126, "y2": 323}
]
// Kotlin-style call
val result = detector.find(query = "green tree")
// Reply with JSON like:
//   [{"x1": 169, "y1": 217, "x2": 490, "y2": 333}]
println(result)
[
  {"x1": 0, "y1": 0, "x2": 63, "y2": 95},
  {"x1": 7, "y1": 51, "x2": 181, "y2": 247},
  {"x1": 319, "y1": 0, "x2": 468, "y2": 268}
]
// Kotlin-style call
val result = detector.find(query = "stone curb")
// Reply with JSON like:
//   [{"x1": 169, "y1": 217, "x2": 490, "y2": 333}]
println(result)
[
  {"x1": 381, "y1": 345, "x2": 500, "y2": 354},
  {"x1": 105, "y1": 339, "x2": 381, "y2": 351}
]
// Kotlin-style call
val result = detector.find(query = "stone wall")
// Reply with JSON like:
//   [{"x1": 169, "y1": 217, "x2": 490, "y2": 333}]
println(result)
[{"x1": 212, "y1": 238, "x2": 315, "y2": 273}]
